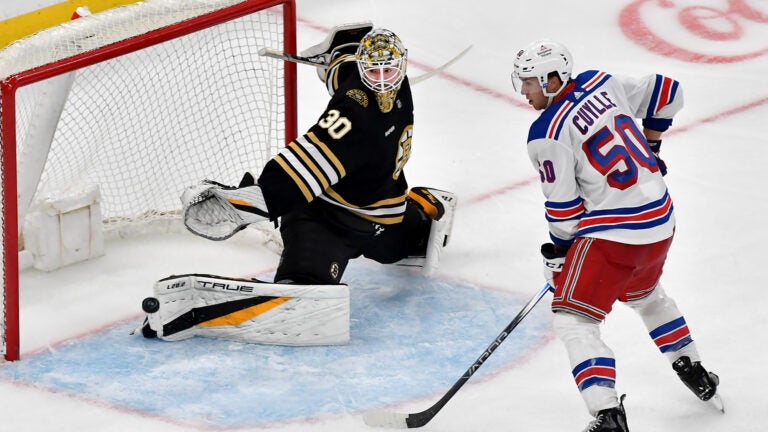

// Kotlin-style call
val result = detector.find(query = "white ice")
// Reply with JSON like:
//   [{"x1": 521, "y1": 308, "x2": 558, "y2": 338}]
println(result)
[{"x1": 1, "y1": 0, "x2": 766, "y2": 431}]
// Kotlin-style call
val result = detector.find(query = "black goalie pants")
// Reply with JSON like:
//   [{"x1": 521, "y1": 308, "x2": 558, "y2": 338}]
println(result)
[{"x1": 274, "y1": 199, "x2": 430, "y2": 284}]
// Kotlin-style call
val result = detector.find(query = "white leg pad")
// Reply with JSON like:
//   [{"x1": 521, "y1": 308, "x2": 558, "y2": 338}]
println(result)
[
  {"x1": 145, "y1": 274, "x2": 350, "y2": 345},
  {"x1": 422, "y1": 190, "x2": 457, "y2": 276},
  {"x1": 395, "y1": 188, "x2": 458, "y2": 276}
]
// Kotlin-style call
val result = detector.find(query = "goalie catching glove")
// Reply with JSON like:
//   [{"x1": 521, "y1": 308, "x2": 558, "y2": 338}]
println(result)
[{"x1": 181, "y1": 173, "x2": 270, "y2": 241}]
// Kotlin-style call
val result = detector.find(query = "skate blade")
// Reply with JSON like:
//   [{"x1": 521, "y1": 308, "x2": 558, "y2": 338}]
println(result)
[{"x1": 708, "y1": 393, "x2": 725, "y2": 413}]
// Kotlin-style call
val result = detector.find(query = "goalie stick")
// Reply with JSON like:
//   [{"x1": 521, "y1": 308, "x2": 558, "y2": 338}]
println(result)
[
  {"x1": 258, "y1": 48, "x2": 328, "y2": 66},
  {"x1": 362, "y1": 283, "x2": 551, "y2": 429},
  {"x1": 258, "y1": 45, "x2": 473, "y2": 85}
]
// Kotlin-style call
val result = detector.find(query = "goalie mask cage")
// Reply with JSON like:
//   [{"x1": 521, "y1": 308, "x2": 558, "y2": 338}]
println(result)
[{"x1": 0, "y1": 0, "x2": 297, "y2": 361}]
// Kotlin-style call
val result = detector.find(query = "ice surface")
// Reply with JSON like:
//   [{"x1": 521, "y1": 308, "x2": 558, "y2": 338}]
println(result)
[{"x1": 1, "y1": 0, "x2": 766, "y2": 431}]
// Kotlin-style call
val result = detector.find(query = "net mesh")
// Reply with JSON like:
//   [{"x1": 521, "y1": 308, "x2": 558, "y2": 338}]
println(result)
[
  {"x1": 1, "y1": 0, "x2": 291, "y2": 359},
  {"x1": 23, "y1": 7, "x2": 284, "y2": 233}
]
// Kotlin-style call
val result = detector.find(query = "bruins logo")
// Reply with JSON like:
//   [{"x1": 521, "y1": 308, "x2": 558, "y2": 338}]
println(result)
[
  {"x1": 329, "y1": 262, "x2": 340, "y2": 280},
  {"x1": 346, "y1": 89, "x2": 369, "y2": 107}
]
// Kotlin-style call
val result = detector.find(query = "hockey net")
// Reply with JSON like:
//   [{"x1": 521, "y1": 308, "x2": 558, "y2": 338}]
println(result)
[{"x1": 0, "y1": 0, "x2": 297, "y2": 361}]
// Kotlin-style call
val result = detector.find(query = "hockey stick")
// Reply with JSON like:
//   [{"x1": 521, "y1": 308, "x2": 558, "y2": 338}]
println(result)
[
  {"x1": 258, "y1": 48, "x2": 328, "y2": 66},
  {"x1": 363, "y1": 283, "x2": 551, "y2": 429},
  {"x1": 258, "y1": 45, "x2": 473, "y2": 85},
  {"x1": 409, "y1": 45, "x2": 473, "y2": 85}
]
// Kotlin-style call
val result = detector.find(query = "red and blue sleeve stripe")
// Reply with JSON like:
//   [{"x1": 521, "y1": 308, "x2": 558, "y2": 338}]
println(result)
[
  {"x1": 646, "y1": 75, "x2": 679, "y2": 118},
  {"x1": 545, "y1": 197, "x2": 585, "y2": 222}
]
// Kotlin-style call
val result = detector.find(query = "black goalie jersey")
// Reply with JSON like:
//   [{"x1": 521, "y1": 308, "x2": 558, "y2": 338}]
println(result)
[{"x1": 259, "y1": 57, "x2": 414, "y2": 225}]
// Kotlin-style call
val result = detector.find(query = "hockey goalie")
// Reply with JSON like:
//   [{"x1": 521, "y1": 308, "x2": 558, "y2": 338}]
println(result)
[{"x1": 139, "y1": 23, "x2": 457, "y2": 345}]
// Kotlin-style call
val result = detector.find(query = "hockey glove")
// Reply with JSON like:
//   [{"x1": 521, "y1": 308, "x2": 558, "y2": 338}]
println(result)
[
  {"x1": 181, "y1": 179, "x2": 270, "y2": 241},
  {"x1": 648, "y1": 139, "x2": 667, "y2": 176},
  {"x1": 541, "y1": 243, "x2": 568, "y2": 291},
  {"x1": 300, "y1": 22, "x2": 373, "y2": 85},
  {"x1": 238, "y1": 171, "x2": 256, "y2": 187}
]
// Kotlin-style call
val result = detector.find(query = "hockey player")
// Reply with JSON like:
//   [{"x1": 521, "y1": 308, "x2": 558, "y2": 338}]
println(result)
[
  {"x1": 510, "y1": 40, "x2": 720, "y2": 431},
  {"x1": 140, "y1": 26, "x2": 456, "y2": 344}
]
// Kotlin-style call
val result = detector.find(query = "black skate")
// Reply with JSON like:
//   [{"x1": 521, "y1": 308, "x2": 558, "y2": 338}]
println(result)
[
  {"x1": 582, "y1": 394, "x2": 629, "y2": 432},
  {"x1": 672, "y1": 356, "x2": 719, "y2": 401}
]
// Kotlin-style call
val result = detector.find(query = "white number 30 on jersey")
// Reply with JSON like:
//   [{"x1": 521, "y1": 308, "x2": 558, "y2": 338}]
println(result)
[{"x1": 318, "y1": 109, "x2": 352, "y2": 139}]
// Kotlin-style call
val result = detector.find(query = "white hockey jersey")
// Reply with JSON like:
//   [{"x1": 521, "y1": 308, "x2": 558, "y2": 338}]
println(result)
[{"x1": 526, "y1": 70, "x2": 683, "y2": 246}]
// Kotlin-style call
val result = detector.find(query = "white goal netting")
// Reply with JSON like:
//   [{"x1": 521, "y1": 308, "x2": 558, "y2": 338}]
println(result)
[{"x1": 1, "y1": 0, "x2": 295, "y2": 360}]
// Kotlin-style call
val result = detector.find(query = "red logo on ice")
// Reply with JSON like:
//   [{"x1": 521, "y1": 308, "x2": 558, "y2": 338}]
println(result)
[{"x1": 620, "y1": 0, "x2": 768, "y2": 63}]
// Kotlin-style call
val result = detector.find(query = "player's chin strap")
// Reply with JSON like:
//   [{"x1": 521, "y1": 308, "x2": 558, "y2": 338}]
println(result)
[{"x1": 181, "y1": 178, "x2": 270, "y2": 241}]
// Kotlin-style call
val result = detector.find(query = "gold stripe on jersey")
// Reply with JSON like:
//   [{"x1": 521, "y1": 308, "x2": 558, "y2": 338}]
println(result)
[
  {"x1": 326, "y1": 55, "x2": 356, "y2": 93},
  {"x1": 275, "y1": 133, "x2": 344, "y2": 201},
  {"x1": 306, "y1": 132, "x2": 346, "y2": 177},
  {"x1": 325, "y1": 188, "x2": 407, "y2": 210},
  {"x1": 354, "y1": 212, "x2": 404, "y2": 224},
  {"x1": 275, "y1": 130, "x2": 348, "y2": 202},
  {"x1": 288, "y1": 141, "x2": 331, "y2": 191},
  {"x1": 274, "y1": 156, "x2": 314, "y2": 202},
  {"x1": 292, "y1": 137, "x2": 341, "y2": 184},
  {"x1": 294, "y1": 136, "x2": 341, "y2": 182},
  {"x1": 322, "y1": 188, "x2": 407, "y2": 225}
]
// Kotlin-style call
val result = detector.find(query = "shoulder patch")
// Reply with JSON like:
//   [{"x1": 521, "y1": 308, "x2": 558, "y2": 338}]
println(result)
[{"x1": 346, "y1": 89, "x2": 369, "y2": 107}]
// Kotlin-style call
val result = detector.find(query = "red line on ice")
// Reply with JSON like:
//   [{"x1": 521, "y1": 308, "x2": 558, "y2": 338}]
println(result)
[{"x1": 296, "y1": 18, "x2": 768, "y2": 205}]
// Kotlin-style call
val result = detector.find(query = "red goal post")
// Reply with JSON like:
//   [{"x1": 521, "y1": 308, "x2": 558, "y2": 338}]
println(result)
[{"x1": 0, "y1": 0, "x2": 297, "y2": 361}]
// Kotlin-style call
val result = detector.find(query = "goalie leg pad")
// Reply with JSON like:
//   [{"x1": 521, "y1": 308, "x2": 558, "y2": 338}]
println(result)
[
  {"x1": 142, "y1": 274, "x2": 350, "y2": 345},
  {"x1": 395, "y1": 187, "x2": 458, "y2": 276}
]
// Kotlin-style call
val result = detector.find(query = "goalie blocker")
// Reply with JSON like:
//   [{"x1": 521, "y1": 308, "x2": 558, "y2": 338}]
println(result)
[
  {"x1": 140, "y1": 274, "x2": 350, "y2": 345},
  {"x1": 299, "y1": 21, "x2": 373, "y2": 91}
]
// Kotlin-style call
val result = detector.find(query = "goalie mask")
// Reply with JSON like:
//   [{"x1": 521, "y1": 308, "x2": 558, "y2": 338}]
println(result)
[
  {"x1": 511, "y1": 40, "x2": 573, "y2": 108},
  {"x1": 356, "y1": 28, "x2": 408, "y2": 113}
]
